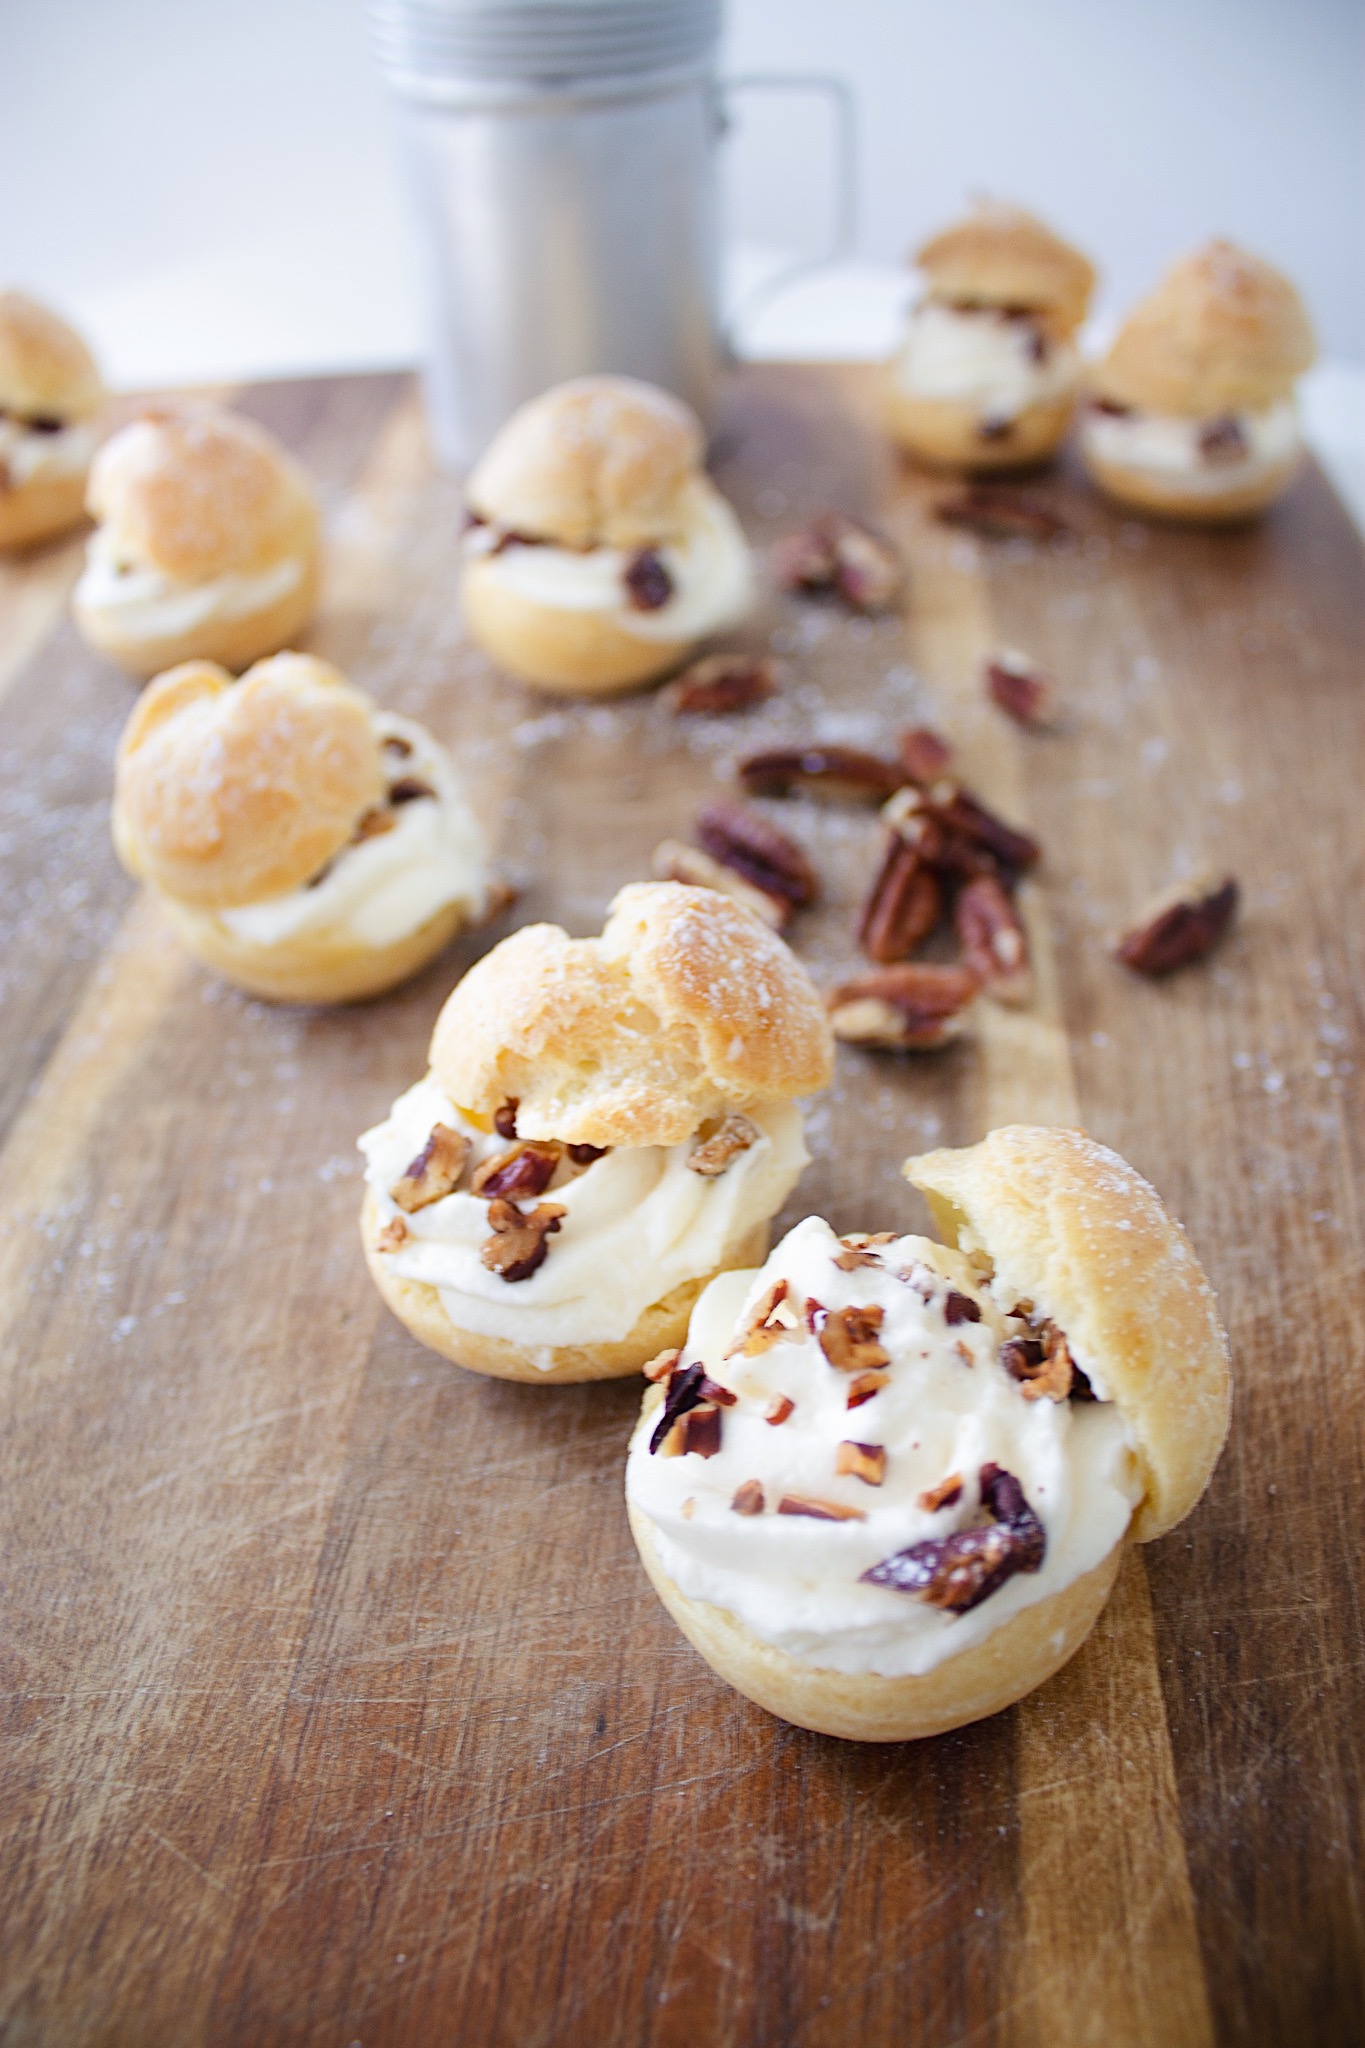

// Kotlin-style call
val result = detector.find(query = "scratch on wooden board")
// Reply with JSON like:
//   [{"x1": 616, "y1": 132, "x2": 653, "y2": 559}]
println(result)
[{"x1": 140, "y1": 1824, "x2": 230, "y2": 1896}]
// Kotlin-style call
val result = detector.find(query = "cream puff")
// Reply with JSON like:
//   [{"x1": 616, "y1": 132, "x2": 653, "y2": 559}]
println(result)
[
  {"x1": 1081, "y1": 240, "x2": 1316, "y2": 521},
  {"x1": 112, "y1": 652, "x2": 494, "y2": 1004},
  {"x1": 627, "y1": 1124, "x2": 1230, "y2": 1741},
  {"x1": 75, "y1": 404, "x2": 320, "y2": 678},
  {"x1": 359, "y1": 881, "x2": 834, "y2": 1384},
  {"x1": 460, "y1": 376, "x2": 752, "y2": 695},
  {"x1": 0, "y1": 291, "x2": 104, "y2": 551},
  {"x1": 886, "y1": 202, "x2": 1095, "y2": 471}
]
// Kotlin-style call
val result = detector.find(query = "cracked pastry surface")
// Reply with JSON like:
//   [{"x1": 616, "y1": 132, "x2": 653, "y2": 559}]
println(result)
[{"x1": 0, "y1": 291, "x2": 104, "y2": 550}]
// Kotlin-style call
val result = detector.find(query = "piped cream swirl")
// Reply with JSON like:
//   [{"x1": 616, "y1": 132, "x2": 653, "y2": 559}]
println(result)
[{"x1": 894, "y1": 301, "x2": 1078, "y2": 421}]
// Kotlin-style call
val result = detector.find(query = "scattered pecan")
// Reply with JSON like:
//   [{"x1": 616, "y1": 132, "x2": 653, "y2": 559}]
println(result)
[
  {"x1": 1001, "y1": 1323, "x2": 1074, "y2": 1402},
  {"x1": 353, "y1": 807, "x2": 396, "y2": 842},
  {"x1": 375, "y1": 1216, "x2": 410, "y2": 1253},
  {"x1": 649, "y1": 1359, "x2": 736, "y2": 1454},
  {"x1": 986, "y1": 652, "x2": 1056, "y2": 729},
  {"x1": 623, "y1": 547, "x2": 673, "y2": 610},
  {"x1": 861, "y1": 1462, "x2": 1046, "y2": 1612},
  {"x1": 471, "y1": 1140, "x2": 562, "y2": 1201},
  {"x1": 726, "y1": 1279, "x2": 805, "y2": 1358},
  {"x1": 833, "y1": 1232, "x2": 897, "y2": 1272},
  {"x1": 389, "y1": 1123, "x2": 470, "y2": 1212},
  {"x1": 819, "y1": 1304, "x2": 890, "y2": 1374},
  {"x1": 674, "y1": 1404, "x2": 722, "y2": 1458},
  {"x1": 929, "y1": 784, "x2": 1041, "y2": 874},
  {"x1": 642, "y1": 1347, "x2": 682, "y2": 1383},
  {"x1": 696, "y1": 799, "x2": 818, "y2": 909},
  {"x1": 955, "y1": 873, "x2": 1033, "y2": 1004},
  {"x1": 668, "y1": 653, "x2": 778, "y2": 716},
  {"x1": 771, "y1": 513, "x2": 902, "y2": 610},
  {"x1": 688, "y1": 1113, "x2": 760, "y2": 1177},
  {"x1": 480, "y1": 1198, "x2": 564, "y2": 1282},
  {"x1": 382, "y1": 732, "x2": 413, "y2": 759},
  {"x1": 1198, "y1": 414, "x2": 1248, "y2": 464},
  {"x1": 732, "y1": 1479, "x2": 766, "y2": 1515},
  {"x1": 494, "y1": 1099, "x2": 519, "y2": 1139},
  {"x1": 389, "y1": 776, "x2": 437, "y2": 805},
  {"x1": 765, "y1": 1394, "x2": 796, "y2": 1425},
  {"x1": 567, "y1": 1143, "x2": 606, "y2": 1166},
  {"x1": 943, "y1": 1290, "x2": 981, "y2": 1326},
  {"x1": 899, "y1": 726, "x2": 954, "y2": 786},
  {"x1": 846, "y1": 1370, "x2": 889, "y2": 1409},
  {"x1": 1115, "y1": 876, "x2": 1238, "y2": 976},
  {"x1": 835, "y1": 1441, "x2": 887, "y2": 1487},
  {"x1": 739, "y1": 744, "x2": 904, "y2": 806},
  {"x1": 935, "y1": 487, "x2": 1070, "y2": 542},
  {"x1": 777, "y1": 1493, "x2": 867, "y2": 1522},
  {"x1": 858, "y1": 836, "x2": 942, "y2": 964},
  {"x1": 917, "y1": 1473, "x2": 964, "y2": 1513},
  {"x1": 827, "y1": 963, "x2": 979, "y2": 1051},
  {"x1": 652, "y1": 840, "x2": 789, "y2": 930}
]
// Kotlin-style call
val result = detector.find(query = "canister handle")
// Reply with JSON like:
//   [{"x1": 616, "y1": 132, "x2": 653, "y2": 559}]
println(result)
[{"x1": 718, "y1": 73, "x2": 858, "y2": 346}]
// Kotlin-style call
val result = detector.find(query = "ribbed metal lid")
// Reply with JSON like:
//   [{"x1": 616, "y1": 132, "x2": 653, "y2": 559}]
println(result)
[{"x1": 373, "y1": 0, "x2": 721, "y2": 90}]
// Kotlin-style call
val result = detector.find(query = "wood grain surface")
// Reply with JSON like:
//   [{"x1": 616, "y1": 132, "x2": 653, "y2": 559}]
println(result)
[{"x1": 0, "y1": 365, "x2": 1361, "y2": 2048}]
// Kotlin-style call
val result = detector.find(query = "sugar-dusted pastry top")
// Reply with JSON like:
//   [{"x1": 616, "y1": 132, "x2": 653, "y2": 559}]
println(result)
[
  {"x1": 1091, "y1": 240, "x2": 1316, "y2": 418},
  {"x1": 913, "y1": 202, "x2": 1096, "y2": 338},
  {"x1": 465, "y1": 375, "x2": 705, "y2": 550},
  {"x1": 428, "y1": 881, "x2": 835, "y2": 1150},
  {"x1": 85, "y1": 404, "x2": 318, "y2": 583},
  {"x1": 0, "y1": 291, "x2": 103, "y2": 422}
]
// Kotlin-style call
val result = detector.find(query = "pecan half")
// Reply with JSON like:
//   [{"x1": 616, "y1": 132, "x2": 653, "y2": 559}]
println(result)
[
  {"x1": 771, "y1": 513, "x2": 902, "y2": 610},
  {"x1": 732, "y1": 1479, "x2": 766, "y2": 1515},
  {"x1": 738, "y1": 746, "x2": 904, "y2": 805},
  {"x1": 862, "y1": 1462, "x2": 1046, "y2": 1611},
  {"x1": 1001, "y1": 1323, "x2": 1074, "y2": 1402},
  {"x1": 567, "y1": 1143, "x2": 606, "y2": 1166},
  {"x1": 777, "y1": 1493, "x2": 867, "y2": 1522},
  {"x1": 494, "y1": 1099, "x2": 519, "y2": 1140},
  {"x1": 986, "y1": 652, "x2": 1056, "y2": 729},
  {"x1": 696, "y1": 799, "x2": 818, "y2": 909},
  {"x1": 928, "y1": 783, "x2": 1041, "y2": 874},
  {"x1": 835, "y1": 1441, "x2": 887, "y2": 1486},
  {"x1": 375, "y1": 1216, "x2": 410, "y2": 1253},
  {"x1": 899, "y1": 725, "x2": 954, "y2": 786},
  {"x1": 471, "y1": 1140, "x2": 562, "y2": 1202},
  {"x1": 480, "y1": 1198, "x2": 564, "y2": 1282},
  {"x1": 389, "y1": 1123, "x2": 470, "y2": 1212},
  {"x1": 668, "y1": 653, "x2": 778, "y2": 716},
  {"x1": 725, "y1": 1278, "x2": 804, "y2": 1358},
  {"x1": 827, "y1": 963, "x2": 979, "y2": 1051},
  {"x1": 858, "y1": 836, "x2": 942, "y2": 964},
  {"x1": 689, "y1": 1113, "x2": 760, "y2": 1177},
  {"x1": 846, "y1": 1370, "x2": 889, "y2": 1409},
  {"x1": 943, "y1": 1290, "x2": 981, "y2": 1326},
  {"x1": 819, "y1": 1304, "x2": 890, "y2": 1374},
  {"x1": 935, "y1": 487, "x2": 1070, "y2": 542},
  {"x1": 955, "y1": 873, "x2": 1033, "y2": 1004},
  {"x1": 652, "y1": 840, "x2": 789, "y2": 930},
  {"x1": 1198, "y1": 414, "x2": 1248, "y2": 464},
  {"x1": 1115, "y1": 876, "x2": 1238, "y2": 976},
  {"x1": 917, "y1": 1473, "x2": 964, "y2": 1513},
  {"x1": 623, "y1": 547, "x2": 673, "y2": 610}
]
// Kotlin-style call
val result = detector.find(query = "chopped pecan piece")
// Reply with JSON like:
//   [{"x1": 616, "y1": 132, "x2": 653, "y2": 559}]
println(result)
[
  {"x1": 1198, "y1": 414, "x2": 1248, "y2": 464},
  {"x1": 688, "y1": 1113, "x2": 760, "y2": 1177},
  {"x1": 353, "y1": 806, "x2": 396, "y2": 842},
  {"x1": 732, "y1": 1479, "x2": 766, "y2": 1515},
  {"x1": 738, "y1": 745, "x2": 904, "y2": 806},
  {"x1": 389, "y1": 1123, "x2": 470, "y2": 1213},
  {"x1": 696, "y1": 799, "x2": 818, "y2": 909},
  {"x1": 935, "y1": 487, "x2": 1070, "y2": 542},
  {"x1": 835, "y1": 1441, "x2": 887, "y2": 1487},
  {"x1": 777, "y1": 1493, "x2": 867, "y2": 1523},
  {"x1": 929, "y1": 783, "x2": 1041, "y2": 874},
  {"x1": 833, "y1": 1232, "x2": 897, "y2": 1272},
  {"x1": 494, "y1": 1099, "x2": 519, "y2": 1140},
  {"x1": 650, "y1": 1360, "x2": 705, "y2": 1452},
  {"x1": 977, "y1": 415, "x2": 1015, "y2": 443},
  {"x1": 771, "y1": 513, "x2": 902, "y2": 610},
  {"x1": 375, "y1": 1216, "x2": 410, "y2": 1253},
  {"x1": 1116, "y1": 876, "x2": 1238, "y2": 976},
  {"x1": 828, "y1": 963, "x2": 979, "y2": 1051},
  {"x1": 567, "y1": 1142, "x2": 606, "y2": 1166},
  {"x1": 846, "y1": 1370, "x2": 889, "y2": 1409},
  {"x1": 383, "y1": 733, "x2": 413, "y2": 760},
  {"x1": 652, "y1": 840, "x2": 789, "y2": 930},
  {"x1": 986, "y1": 652, "x2": 1056, "y2": 729},
  {"x1": 643, "y1": 1347, "x2": 682, "y2": 1383},
  {"x1": 471, "y1": 1140, "x2": 562, "y2": 1202},
  {"x1": 623, "y1": 547, "x2": 673, "y2": 610},
  {"x1": 943, "y1": 1290, "x2": 981, "y2": 1326},
  {"x1": 899, "y1": 725, "x2": 953, "y2": 786},
  {"x1": 955, "y1": 874, "x2": 1033, "y2": 1004},
  {"x1": 388, "y1": 776, "x2": 437, "y2": 805},
  {"x1": 480, "y1": 1199, "x2": 564, "y2": 1282},
  {"x1": 668, "y1": 653, "x2": 778, "y2": 716},
  {"x1": 765, "y1": 1394, "x2": 796, "y2": 1426},
  {"x1": 858, "y1": 836, "x2": 942, "y2": 964},
  {"x1": 1001, "y1": 1324, "x2": 1074, "y2": 1402},
  {"x1": 917, "y1": 1473, "x2": 964, "y2": 1513},
  {"x1": 674, "y1": 1404, "x2": 722, "y2": 1458},
  {"x1": 726, "y1": 1279, "x2": 804, "y2": 1358},
  {"x1": 819, "y1": 1304, "x2": 890, "y2": 1374},
  {"x1": 862, "y1": 1462, "x2": 1046, "y2": 1612}
]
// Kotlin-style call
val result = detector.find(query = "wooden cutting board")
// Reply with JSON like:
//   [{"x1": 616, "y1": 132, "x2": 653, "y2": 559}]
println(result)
[{"x1": 0, "y1": 365, "x2": 1361, "y2": 2048}]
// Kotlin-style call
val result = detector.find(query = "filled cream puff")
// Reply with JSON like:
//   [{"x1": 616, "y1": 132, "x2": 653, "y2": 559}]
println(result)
[
  {"x1": 627, "y1": 1124, "x2": 1230, "y2": 1741},
  {"x1": 75, "y1": 403, "x2": 320, "y2": 677},
  {"x1": 886, "y1": 202, "x2": 1095, "y2": 472},
  {"x1": 1081, "y1": 240, "x2": 1316, "y2": 521},
  {"x1": 460, "y1": 376, "x2": 752, "y2": 695},
  {"x1": 112, "y1": 652, "x2": 494, "y2": 1004},
  {"x1": 359, "y1": 881, "x2": 834, "y2": 1383},
  {"x1": 0, "y1": 291, "x2": 104, "y2": 551}
]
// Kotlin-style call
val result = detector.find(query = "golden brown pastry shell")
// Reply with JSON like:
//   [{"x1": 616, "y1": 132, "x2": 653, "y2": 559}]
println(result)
[
  {"x1": 461, "y1": 558, "x2": 691, "y2": 694},
  {"x1": 884, "y1": 383, "x2": 1075, "y2": 473},
  {"x1": 1080, "y1": 442, "x2": 1304, "y2": 524},
  {"x1": 75, "y1": 548, "x2": 319, "y2": 681},
  {"x1": 0, "y1": 291, "x2": 103, "y2": 420},
  {"x1": 0, "y1": 469, "x2": 91, "y2": 552},
  {"x1": 914, "y1": 205, "x2": 1095, "y2": 339},
  {"x1": 158, "y1": 892, "x2": 471, "y2": 1005},
  {"x1": 362, "y1": 1188, "x2": 769, "y2": 1383}
]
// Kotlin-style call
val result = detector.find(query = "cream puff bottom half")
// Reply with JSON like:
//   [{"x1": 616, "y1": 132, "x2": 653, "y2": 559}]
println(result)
[
  {"x1": 884, "y1": 385, "x2": 1075, "y2": 473},
  {"x1": 1081, "y1": 446, "x2": 1303, "y2": 523},
  {"x1": 362, "y1": 1189, "x2": 770, "y2": 1385},
  {"x1": 461, "y1": 561, "x2": 692, "y2": 696},
  {"x1": 629, "y1": 1501, "x2": 1124, "y2": 1741},
  {"x1": 75, "y1": 553, "x2": 319, "y2": 680},
  {"x1": 160, "y1": 892, "x2": 469, "y2": 1005},
  {"x1": 0, "y1": 469, "x2": 89, "y2": 552}
]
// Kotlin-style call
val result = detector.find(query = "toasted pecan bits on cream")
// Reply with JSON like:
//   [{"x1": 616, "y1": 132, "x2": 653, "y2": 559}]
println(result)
[
  {"x1": 688, "y1": 1115, "x2": 760, "y2": 1178},
  {"x1": 862, "y1": 1463, "x2": 1046, "y2": 1613},
  {"x1": 389, "y1": 1124, "x2": 470, "y2": 1214}
]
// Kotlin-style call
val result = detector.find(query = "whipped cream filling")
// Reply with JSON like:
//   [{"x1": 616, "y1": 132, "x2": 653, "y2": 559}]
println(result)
[
  {"x1": 0, "y1": 417, "x2": 98, "y2": 489},
  {"x1": 75, "y1": 526, "x2": 306, "y2": 640},
  {"x1": 463, "y1": 476, "x2": 752, "y2": 644},
  {"x1": 893, "y1": 301, "x2": 1078, "y2": 421},
  {"x1": 359, "y1": 1081, "x2": 809, "y2": 1358},
  {"x1": 1081, "y1": 398, "x2": 1301, "y2": 492},
  {"x1": 216, "y1": 714, "x2": 488, "y2": 948},
  {"x1": 626, "y1": 1216, "x2": 1141, "y2": 1678}
]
